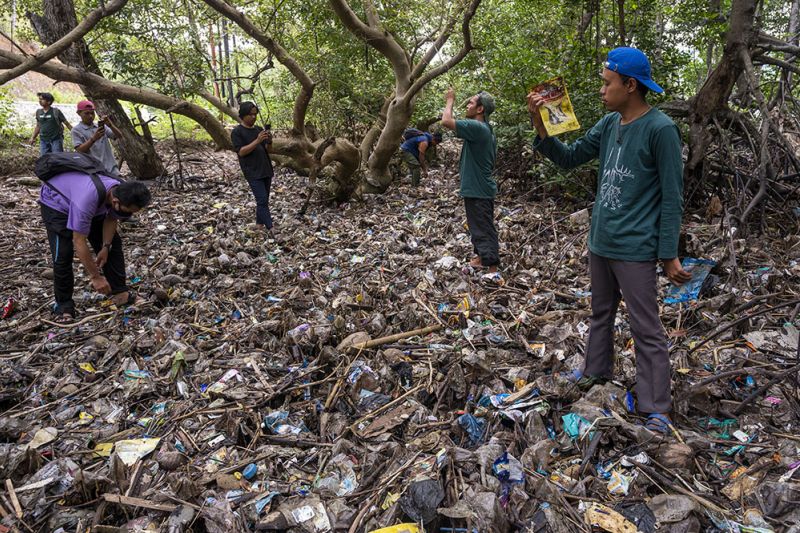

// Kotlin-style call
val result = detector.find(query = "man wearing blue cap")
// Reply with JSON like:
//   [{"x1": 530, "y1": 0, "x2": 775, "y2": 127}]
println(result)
[{"x1": 527, "y1": 47, "x2": 691, "y2": 434}]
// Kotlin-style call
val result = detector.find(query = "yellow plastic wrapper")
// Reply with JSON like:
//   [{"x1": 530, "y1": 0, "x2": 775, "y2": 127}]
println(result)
[{"x1": 368, "y1": 524, "x2": 420, "y2": 533}]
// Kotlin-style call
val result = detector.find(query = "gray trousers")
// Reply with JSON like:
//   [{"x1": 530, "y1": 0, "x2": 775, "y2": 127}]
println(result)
[{"x1": 584, "y1": 252, "x2": 671, "y2": 413}]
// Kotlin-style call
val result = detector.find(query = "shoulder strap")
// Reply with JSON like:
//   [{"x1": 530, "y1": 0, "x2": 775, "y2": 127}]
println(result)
[{"x1": 91, "y1": 174, "x2": 122, "y2": 209}]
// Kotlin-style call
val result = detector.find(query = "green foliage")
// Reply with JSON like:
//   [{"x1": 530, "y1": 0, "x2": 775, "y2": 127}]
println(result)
[
  {"x1": 3, "y1": 0, "x2": 795, "y2": 155},
  {"x1": 0, "y1": 88, "x2": 18, "y2": 137},
  {"x1": 122, "y1": 103, "x2": 213, "y2": 142}
]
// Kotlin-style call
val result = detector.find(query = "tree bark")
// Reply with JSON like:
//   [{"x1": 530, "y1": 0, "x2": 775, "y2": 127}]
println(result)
[
  {"x1": 0, "y1": 49, "x2": 233, "y2": 150},
  {"x1": 330, "y1": 0, "x2": 481, "y2": 194},
  {"x1": 0, "y1": 0, "x2": 127, "y2": 85},
  {"x1": 27, "y1": 0, "x2": 165, "y2": 179},
  {"x1": 686, "y1": 0, "x2": 757, "y2": 176}
]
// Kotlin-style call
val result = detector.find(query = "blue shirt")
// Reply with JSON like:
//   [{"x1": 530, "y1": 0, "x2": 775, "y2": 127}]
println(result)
[{"x1": 400, "y1": 133, "x2": 433, "y2": 160}]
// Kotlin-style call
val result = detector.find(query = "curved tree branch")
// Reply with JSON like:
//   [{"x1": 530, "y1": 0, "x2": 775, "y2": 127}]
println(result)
[
  {"x1": 406, "y1": 0, "x2": 481, "y2": 98},
  {"x1": 409, "y1": 2, "x2": 463, "y2": 79},
  {"x1": 200, "y1": 0, "x2": 315, "y2": 134},
  {"x1": 329, "y1": 0, "x2": 412, "y2": 93},
  {"x1": 0, "y1": 48, "x2": 232, "y2": 149},
  {"x1": 200, "y1": 90, "x2": 239, "y2": 121},
  {"x1": 0, "y1": 0, "x2": 128, "y2": 86},
  {"x1": 754, "y1": 54, "x2": 800, "y2": 75}
]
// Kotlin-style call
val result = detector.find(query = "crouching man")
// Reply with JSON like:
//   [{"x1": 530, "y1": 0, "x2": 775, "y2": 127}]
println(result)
[{"x1": 39, "y1": 170, "x2": 152, "y2": 321}]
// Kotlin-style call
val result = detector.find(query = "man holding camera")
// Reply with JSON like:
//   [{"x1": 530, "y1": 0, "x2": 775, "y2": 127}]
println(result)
[
  {"x1": 71, "y1": 100, "x2": 122, "y2": 178},
  {"x1": 232, "y1": 101, "x2": 277, "y2": 240}
]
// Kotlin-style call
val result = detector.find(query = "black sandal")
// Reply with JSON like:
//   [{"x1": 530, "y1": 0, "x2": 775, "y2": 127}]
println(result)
[
  {"x1": 112, "y1": 292, "x2": 139, "y2": 308},
  {"x1": 52, "y1": 308, "x2": 76, "y2": 325}
]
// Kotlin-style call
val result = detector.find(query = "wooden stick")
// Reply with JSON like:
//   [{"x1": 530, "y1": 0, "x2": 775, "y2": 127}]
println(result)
[
  {"x1": 102, "y1": 493, "x2": 177, "y2": 512},
  {"x1": 5, "y1": 480, "x2": 22, "y2": 519},
  {"x1": 348, "y1": 324, "x2": 443, "y2": 352},
  {"x1": 40, "y1": 311, "x2": 115, "y2": 328}
]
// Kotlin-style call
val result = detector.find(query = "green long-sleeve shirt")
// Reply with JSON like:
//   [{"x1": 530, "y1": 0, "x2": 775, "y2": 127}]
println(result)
[{"x1": 534, "y1": 108, "x2": 683, "y2": 261}]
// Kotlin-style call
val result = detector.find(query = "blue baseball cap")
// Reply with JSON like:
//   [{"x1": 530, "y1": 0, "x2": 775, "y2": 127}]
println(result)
[{"x1": 604, "y1": 47, "x2": 663, "y2": 94}]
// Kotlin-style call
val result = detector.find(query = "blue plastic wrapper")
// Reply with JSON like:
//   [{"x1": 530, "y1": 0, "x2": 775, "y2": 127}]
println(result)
[
  {"x1": 664, "y1": 258, "x2": 716, "y2": 304},
  {"x1": 561, "y1": 413, "x2": 595, "y2": 441},
  {"x1": 493, "y1": 451, "x2": 524, "y2": 506},
  {"x1": 457, "y1": 413, "x2": 486, "y2": 446},
  {"x1": 492, "y1": 452, "x2": 524, "y2": 483},
  {"x1": 625, "y1": 391, "x2": 635, "y2": 413}
]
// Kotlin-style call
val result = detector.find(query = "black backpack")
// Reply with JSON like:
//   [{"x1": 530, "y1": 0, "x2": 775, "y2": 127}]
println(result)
[
  {"x1": 34, "y1": 152, "x2": 120, "y2": 208},
  {"x1": 402, "y1": 127, "x2": 424, "y2": 141}
]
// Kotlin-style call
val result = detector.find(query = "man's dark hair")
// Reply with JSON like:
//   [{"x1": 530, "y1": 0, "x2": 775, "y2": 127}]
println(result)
[
  {"x1": 432, "y1": 132, "x2": 443, "y2": 143},
  {"x1": 113, "y1": 182, "x2": 152, "y2": 209},
  {"x1": 620, "y1": 75, "x2": 649, "y2": 98},
  {"x1": 238, "y1": 101, "x2": 258, "y2": 119},
  {"x1": 37, "y1": 92, "x2": 55, "y2": 104}
]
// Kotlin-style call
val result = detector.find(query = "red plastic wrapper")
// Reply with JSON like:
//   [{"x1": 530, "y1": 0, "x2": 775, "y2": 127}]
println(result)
[{"x1": 1, "y1": 297, "x2": 14, "y2": 320}]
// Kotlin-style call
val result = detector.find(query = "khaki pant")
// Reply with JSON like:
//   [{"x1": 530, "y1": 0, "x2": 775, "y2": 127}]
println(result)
[{"x1": 401, "y1": 151, "x2": 422, "y2": 186}]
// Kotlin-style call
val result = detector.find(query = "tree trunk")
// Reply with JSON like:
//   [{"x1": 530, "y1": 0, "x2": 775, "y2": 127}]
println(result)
[
  {"x1": 685, "y1": 0, "x2": 757, "y2": 177},
  {"x1": 330, "y1": 0, "x2": 481, "y2": 197},
  {"x1": 617, "y1": 0, "x2": 626, "y2": 46},
  {"x1": 361, "y1": 98, "x2": 412, "y2": 193},
  {"x1": 27, "y1": 0, "x2": 165, "y2": 179}
]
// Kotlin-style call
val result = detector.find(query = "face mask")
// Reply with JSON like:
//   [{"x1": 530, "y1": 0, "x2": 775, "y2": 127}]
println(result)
[
  {"x1": 109, "y1": 199, "x2": 132, "y2": 219},
  {"x1": 111, "y1": 207, "x2": 132, "y2": 219}
]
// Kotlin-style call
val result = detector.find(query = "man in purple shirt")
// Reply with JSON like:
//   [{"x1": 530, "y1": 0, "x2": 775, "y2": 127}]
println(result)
[{"x1": 39, "y1": 171, "x2": 152, "y2": 320}]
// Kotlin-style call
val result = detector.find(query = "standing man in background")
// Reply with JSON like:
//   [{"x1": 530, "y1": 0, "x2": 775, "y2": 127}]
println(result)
[
  {"x1": 440, "y1": 88, "x2": 500, "y2": 274},
  {"x1": 232, "y1": 101, "x2": 278, "y2": 241},
  {"x1": 29, "y1": 92, "x2": 72, "y2": 155},
  {"x1": 72, "y1": 100, "x2": 123, "y2": 177}
]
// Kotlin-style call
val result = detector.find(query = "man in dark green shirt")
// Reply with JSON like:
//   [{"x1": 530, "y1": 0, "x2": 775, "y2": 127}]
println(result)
[
  {"x1": 28, "y1": 92, "x2": 72, "y2": 155},
  {"x1": 441, "y1": 88, "x2": 499, "y2": 273},
  {"x1": 528, "y1": 48, "x2": 690, "y2": 433}
]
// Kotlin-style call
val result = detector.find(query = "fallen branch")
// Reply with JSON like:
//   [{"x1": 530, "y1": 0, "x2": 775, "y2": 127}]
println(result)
[
  {"x1": 688, "y1": 299, "x2": 800, "y2": 354},
  {"x1": 102, "y1": 493, "x2": 177, "y2": 513},
  {"x1": 40, "y1": 311, "x2": 116, "y2": 329},
  {"x1": 348, "y1": 324, "x2": 443, "y2": 352}
]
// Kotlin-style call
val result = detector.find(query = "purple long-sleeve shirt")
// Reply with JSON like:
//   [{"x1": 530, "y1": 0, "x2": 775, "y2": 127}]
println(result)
[{"x1": 39, "y1": 171, "x2": 122, "y2": 235}]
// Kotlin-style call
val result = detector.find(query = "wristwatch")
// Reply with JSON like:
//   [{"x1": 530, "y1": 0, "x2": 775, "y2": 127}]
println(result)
[{"x1": 103, "y1": 242, "x2": 112, "y2": 251}]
